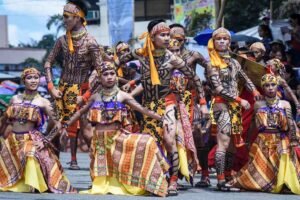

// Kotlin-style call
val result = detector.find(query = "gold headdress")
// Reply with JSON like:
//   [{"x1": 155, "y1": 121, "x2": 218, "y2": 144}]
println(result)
[
  {"x1": 261, "y1": 74, "x2": 278, "y2": 87},
  {"x1": 98, "y1": 62, "x2": 116, "y2": 77},
  {"x1": 21, "y1": 67, "x2": 40, "y2": 80}
]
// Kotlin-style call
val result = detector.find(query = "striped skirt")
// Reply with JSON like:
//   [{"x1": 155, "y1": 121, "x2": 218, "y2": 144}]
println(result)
[
  {"x1": 232, "y1": 133, "x2": 300, "y2": 194},
  {"x1": 0, "y1": 130, "x2": 75, "y2": 193},
  {"x1": 85, "y1": 129, "x2": 170, "y2": 197}
]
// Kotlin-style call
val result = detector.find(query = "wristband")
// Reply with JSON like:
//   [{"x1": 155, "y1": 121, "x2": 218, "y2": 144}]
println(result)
[
  {"x1": 129, "y1": 80, "x2": 136, "y2": 87},
  {"x1": 82, "y1": 91, "x2": 92, "y2": 103},
  {"x1": 199, "y1": 98, "x2": 207, "y2": 105},
  {"x1": 235, "y1": 97, "x2": 242, "y2": 103},
  {"x1": 47, "y1": 82, "x2": 54, "y2": 90}
]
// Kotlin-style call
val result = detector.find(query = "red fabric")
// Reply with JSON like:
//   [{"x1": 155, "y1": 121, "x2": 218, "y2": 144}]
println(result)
[{"x1": 208, "y1": 145, "x2": 217, "y2": 168}]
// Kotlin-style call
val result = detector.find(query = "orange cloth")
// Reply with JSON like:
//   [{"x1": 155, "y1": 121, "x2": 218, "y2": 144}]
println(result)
[{"x1": 138, "y1": 32, "x2": 161, "y2": 85}]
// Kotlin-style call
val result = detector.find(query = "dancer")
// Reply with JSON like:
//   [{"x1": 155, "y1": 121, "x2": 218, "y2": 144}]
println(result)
[
  {"x1": 169, "y1": 23, "x2": 212, "y2": 187},
  {"x1": 206, "y1": 27, "x2": 260, "y2": 190},
  {"x1": 229, "y1": 74, "x2": 300, "y2": 194},
  {"x1": 0, "y1": 68, "x2": 75, "y2": 193},
  {"x1": 115, "y1": 19, "x2": 208, "y2": 195},
  {"x1": 58, "y1": 62, "x2": 170, "y2": 197},
  {"x1": 44, "y1": 0, "x2": 102, "y2": 169}
]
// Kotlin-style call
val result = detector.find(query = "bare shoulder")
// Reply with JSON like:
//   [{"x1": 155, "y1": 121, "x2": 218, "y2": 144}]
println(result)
[{"x1": 280, "y1": 100, "x2": 291, "y2": 109}]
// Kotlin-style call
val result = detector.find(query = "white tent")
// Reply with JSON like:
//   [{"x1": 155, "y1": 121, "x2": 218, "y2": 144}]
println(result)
[{"x1": 237, "y1": 19, "x2": 290, "y2": 42}]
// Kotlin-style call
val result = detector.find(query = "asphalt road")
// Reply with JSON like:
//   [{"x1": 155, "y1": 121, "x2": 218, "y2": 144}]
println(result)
[{"x1": 0, "y1": 152, "x2": 299, "y2": 200}]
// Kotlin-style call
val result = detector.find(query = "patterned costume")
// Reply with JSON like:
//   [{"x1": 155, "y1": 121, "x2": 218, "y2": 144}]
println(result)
[
  {"x1": 206, "y1": 28, "x2": 260, "y2": 185},
  {"x1": 0, "y1": 103, "x2": 75, "y2": 193},
  {"x1": 231, "y1": 74, "x2": 300, "y2": 194},
  {"x1": 81, "y1": 99, "x2": 170, "y2": 197},
  {"x1": 45, "y1": 2, "x2": 102, "y2": 137}
]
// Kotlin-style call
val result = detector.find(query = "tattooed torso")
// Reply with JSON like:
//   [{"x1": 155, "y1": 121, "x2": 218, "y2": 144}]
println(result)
[
  {"x1": 134, "y1": 50, "x2": 174, "y2": 102},
  {"x1": 46, "y1": 33, "x2": 102, "y2": 84},
  {"x1": 181, "y1": 48, "x2": 208, "y2": 90},
  {"x1": 206, "y1": 58, "x2": 256, "y2": 101}
]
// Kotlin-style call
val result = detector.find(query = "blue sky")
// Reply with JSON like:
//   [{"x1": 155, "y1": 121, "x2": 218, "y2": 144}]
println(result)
[{"x1": 0, "y1": 0, "x2": 65, "y2": 46}]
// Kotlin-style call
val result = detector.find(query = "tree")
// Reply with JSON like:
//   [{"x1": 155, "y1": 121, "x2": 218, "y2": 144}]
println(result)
[
  {"x1": 22, "y1": 58, "x2": 42, "y2": 71},
  {"x1": 46, "y1": 14, "x2": 64, "y2": 38},
  {"x1": 215, "y1": 0, "x2": 227, "y2": 28},
  {"x1": 223, "y1": 0, "x2": 269, "y2": 32}
]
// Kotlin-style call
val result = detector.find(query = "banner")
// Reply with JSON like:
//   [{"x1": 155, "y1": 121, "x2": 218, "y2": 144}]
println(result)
[
  {"x1": 174, "y1": 0, "x2": 215, "y2": 30},
  {"x1": 107, "y1": 0, "x2": 134, "y2": 46}
]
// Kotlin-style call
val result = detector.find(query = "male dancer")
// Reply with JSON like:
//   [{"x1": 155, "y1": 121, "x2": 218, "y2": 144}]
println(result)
[
  {"x1": 206, "y1": 27, "x2": 260, "y2": 190},
  {"x1": 44, "y1": 0, "x2": 102, "y2": 169},
  {"x1": 115, "y1": 19, "x2": 208, "y2": 195},
  {"x1": 169, "y1": 23, "x2": 212, "y2": 187}
]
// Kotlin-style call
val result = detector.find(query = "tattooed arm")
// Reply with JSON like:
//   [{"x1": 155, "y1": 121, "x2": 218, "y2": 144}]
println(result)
[
  {"x1": 122, "y1": 91, "x2": 161, "y2": 121},
  {"x1": 130, "y1": 84, "x2": 144, "y2": 97},
  {"x1": 44, "y1": 38, "x2": 63, "y2": 99},
  {"x1": 170, "y1": 54, "x2": 205, "y2": 100},
  {"x1": 114, "y1": 49, "x2": 142, "y2": 67},
  {"x1": 42, "y1": 98, "x2": 61, "y2": 141},
  {"x1": 194, "y1": 51, "x2": 209, "y2": 69},
  {"x1": 279, "y1": 77, "x2": 300, "y2": 111},
  {"x1": 80, "y1": 38, "x2": 103, "y2": 103},
  {"x1": 283, "y1": 101, "x2": 298, "y2": 146}
]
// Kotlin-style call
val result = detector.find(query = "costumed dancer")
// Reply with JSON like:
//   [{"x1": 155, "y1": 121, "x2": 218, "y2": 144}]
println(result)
[
  {"x1": 114, "y1": 41, "x2": 141, "y2": 92},
  {"x1": 44, "y1": 0, "x2": 102, "y2": 169},
  {"x1": 168, "y1": 38, "x2": 200, "y2": 186},
  {"x1": 115, "y1": 19, "x2": 208, "y2": 195},
  {"x1": 57, "y1": 62, "x2": 170, "y2": 197},
  {"x1": 169, "y1": 23, "x2": 212, "y2": 187},
  {"x1": 206, "y1": 27, "x2": 261, "y2": 190},
  {"x1": 0, "y1": 68, "x2": 75, "y2": 193},
  {"x1": 228, "y1": 74, "x2": 300, "y2": 194}
]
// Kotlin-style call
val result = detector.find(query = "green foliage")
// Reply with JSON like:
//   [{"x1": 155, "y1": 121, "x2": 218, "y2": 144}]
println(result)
[
  {"x1": 22, "y1": 57, "x2": 42, "y2": 71},
  {"x1": 187, "y1": 10, "x2": 213, "y2": 36},
  {"x1": 224, "y1": 0, "x2": 269, "y2": 32},
  {"x1": 46, "y1": 14, "x2": 64, "y2": 37}
]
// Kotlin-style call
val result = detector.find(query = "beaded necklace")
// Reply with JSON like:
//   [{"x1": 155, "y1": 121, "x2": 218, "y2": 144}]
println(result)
[
  {"x1": 100, "y1": 85, "x2": 120, "y2": 121},
  {"x1": 18, "y1": 91, "x2": 40, "y2": 124}
]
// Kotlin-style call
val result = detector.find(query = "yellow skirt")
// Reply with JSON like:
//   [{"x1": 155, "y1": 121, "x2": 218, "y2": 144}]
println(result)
[{"x1": 80, "y1": 176, "x2": 146, "y2": 195}]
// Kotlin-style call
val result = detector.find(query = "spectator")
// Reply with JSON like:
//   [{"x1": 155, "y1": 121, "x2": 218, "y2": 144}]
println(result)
[
  {"x1": 249, "y1": 42, "x2": 266, "y2": 65},
  {"x1": 288, "y1": 13, "x2": 300, "y2": 67},
  {"x1": 258, "y1": 24, "x2": 273, "y2": 54}
]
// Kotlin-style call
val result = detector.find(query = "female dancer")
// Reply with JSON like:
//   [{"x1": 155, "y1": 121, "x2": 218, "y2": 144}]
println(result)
[
  {"x1": 229, "y1": 74, "x2": 300, "y2": 194},
  {"x1": 59, "y1": 62, "x2": 170, "y2": 197},
  {"x1": 0, "y1": 67, "x2": 75, "y2": 193}
]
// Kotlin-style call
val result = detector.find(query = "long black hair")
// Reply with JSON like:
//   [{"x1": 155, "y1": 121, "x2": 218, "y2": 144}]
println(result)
[{"x1": 259, "y1": 24, "x2": 273, "y2": 40}]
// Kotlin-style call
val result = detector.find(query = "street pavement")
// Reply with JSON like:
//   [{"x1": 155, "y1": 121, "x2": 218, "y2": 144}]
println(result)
[{"x1": 0, "y1": 152, "x2": 299, "y2": 200}]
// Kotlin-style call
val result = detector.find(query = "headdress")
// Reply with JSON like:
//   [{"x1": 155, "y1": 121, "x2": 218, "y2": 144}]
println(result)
[
  {"x1": 250, "y1": 42, "x2": 266, "y2": 52},
  {"x1": 98, "y1": 62, "x2": 116, "y2": 77},
  {"x1": 267, "y1": 58, "x2": 285, "y2": 74},
  {"x1": 21, "y1": 67, "x2": 41, "y2": 80},
  {"x1": 261, "y1": 74, "x2": 278, "y2": 87},
  {"x1": 63, "y1": 1, "x2": 87, "y2": 54},
  {"x1": 207, "y1": 27, "x2": 231, "y2": 69},
  {"x1": 138, "y1": 22, "x2": 170, "y2": 85},
  {"x1": 114, "y1": 42, "x2": 130, "y2": 77},
  {"x1": 170, "y1": 27, "x2": 185, "y2": 40}
]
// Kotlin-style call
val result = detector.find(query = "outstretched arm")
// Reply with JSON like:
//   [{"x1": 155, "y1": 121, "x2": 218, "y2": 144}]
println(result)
[
  {"x1": 280, "y1": 77, "x2": 300, "y2": 112},
  {"x1": 194, "y1": 51, "x2": 209, "y2": 69},
  {"x1": 122, "y1": 91, "x2": 161, "y2": 121}
]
